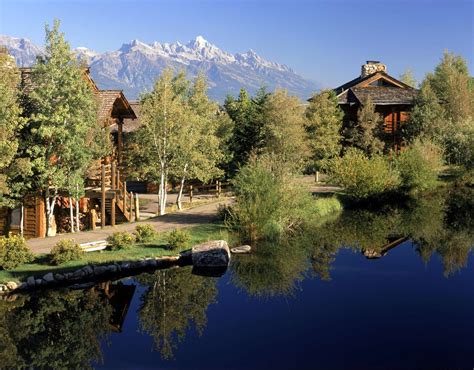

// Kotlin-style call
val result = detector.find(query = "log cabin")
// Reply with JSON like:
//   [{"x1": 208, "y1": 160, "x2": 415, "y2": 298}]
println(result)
[
  {"x1": 0, "y1": 51, "x2": 137, "y2": 238},
  {"x1": 334, "y1": 61, "x2": 418, "y2": 151}
]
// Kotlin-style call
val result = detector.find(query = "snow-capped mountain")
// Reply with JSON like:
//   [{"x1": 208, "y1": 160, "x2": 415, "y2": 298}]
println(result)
[{"x1": 0, "y1": 34, "x2": 319, "y2": 101}]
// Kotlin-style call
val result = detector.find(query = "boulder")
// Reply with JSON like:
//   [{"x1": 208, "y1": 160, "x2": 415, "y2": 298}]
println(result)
[
  {"x1": 192, "y1": 240, "x2": 230, "y2": 268},
  {"x1": 6, "y1": 281, "x2": 18, "y2": 291},
  {"x1": 27, "y1": 276, "x2": 35, "y2": 287},
  {"x1": 231, "y1": 245, "x2": 252, "y2": 254},
  {"x1": 43, "y1": 273, "x2": 55, "y2": 283}
]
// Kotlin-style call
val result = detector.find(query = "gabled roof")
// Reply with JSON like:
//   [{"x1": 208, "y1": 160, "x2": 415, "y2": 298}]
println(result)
[
  {"x1": 334, "y1": 71, "x2": 417, "y2": 106},
  {"x1": 97, "y1": 90, "x2": 137, "y2": 124}
]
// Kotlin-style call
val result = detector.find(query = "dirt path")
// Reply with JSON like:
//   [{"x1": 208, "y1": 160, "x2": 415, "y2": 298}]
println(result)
[{"x1": 27, "y1": 199, "x2": 229, "y2": 254}]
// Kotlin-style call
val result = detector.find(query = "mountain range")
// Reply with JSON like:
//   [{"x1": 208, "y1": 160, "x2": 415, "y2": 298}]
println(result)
[{"x1": 0, "y1": 34, "x2": 319, "y2": 102}]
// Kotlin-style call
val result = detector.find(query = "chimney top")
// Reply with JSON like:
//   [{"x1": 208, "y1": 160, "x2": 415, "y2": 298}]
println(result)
[
  {"x1": 361, "y1": 61, "x2": 387, "y2": 78},
  {"x1": 0, "y1": 46, "x2": 8, "y2": 56}
]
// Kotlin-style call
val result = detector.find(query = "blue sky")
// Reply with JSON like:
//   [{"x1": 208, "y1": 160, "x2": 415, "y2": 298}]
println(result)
[{"x1": 0, "y1": 0, "x2": 472, "y2": 87}]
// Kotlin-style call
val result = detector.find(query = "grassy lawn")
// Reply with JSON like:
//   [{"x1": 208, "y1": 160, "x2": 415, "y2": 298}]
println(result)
[{"x1": 0, "y1": 223, "x2": 229, "y2": 284}]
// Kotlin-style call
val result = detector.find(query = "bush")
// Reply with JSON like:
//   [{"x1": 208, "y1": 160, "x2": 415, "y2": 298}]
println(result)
[
  {"x1": 106, "y1": 232, "x2": 135, "y2": 250},
  {"x1": 228, "y1": 160, "x2": 284, "y2": 242},
  {"x1": 134, "y1": 224, "x2": 157, "y2": 243},
  {"x1": 395, "y1": 140, "x2": 443, "y2": 192},
  {"x1": 166, "y1": 229, "x2": 190, "y2": 250},
  {"x1": 326, "y1": 148, "x2": 401, "y2": 200},
  {"x1": 0, "y1": 235, "x2": 34, "y2": 270},
  {"x1": 50, "y1": 239, "x2": 83, "y2": 265},
  {"x1": 313, "y1": 197, "x2": 343, "y2": 218}
]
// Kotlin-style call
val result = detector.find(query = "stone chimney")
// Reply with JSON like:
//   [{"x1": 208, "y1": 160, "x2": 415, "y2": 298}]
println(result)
[
  {"x1": 0, "y1": 45, "x2": 8, "y2": 56},
  {"x1": 361, "y1": 61, "x2": 387, "y2": 77}
]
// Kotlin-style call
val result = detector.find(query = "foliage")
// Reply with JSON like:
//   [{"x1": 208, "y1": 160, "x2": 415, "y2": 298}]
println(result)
[
  {"x1": 326, "y1": 148, "x2": 401, "y2": 200},
  {"x1": 106, "y1": 231, "x2": 135, "y2": 250},
  {"x1": 0, "y1": 51, "x2": 24, "y2": 207},
  {"x1": 261, "y1": 89, "x2": 309, "y2": 172},
  {"x1": 305, "y1": 90, "x2": 343, "y2": 171},
  {"x1": 394, "y1": 140, "x2": 443, "y2": 192},
  {"x1": 49, "y1": 239, "x2": 83, "y2": 265},
  {"x1": 0, "y1": 235, "x2": 34, "y2": 270},
  {"x1": 134, "y1": 224, "x2": 158, "y2": 243},
  {"x1": 313, "y1": 197, "x2": 343, "y2": 218},
  {"x1": 25, "y1": 20, "x2": 103, "y2": 235},
  {"x1": 350, "y1": 98, "x2": 385, "y2": 155},
  {"x1": 166, "y1": 228, "x2": 190, "y2": 250},
  {"x1": 227, "y1": 159, "x2": 284, "y2": 242},
  {"x1": 399, "y1": 68, "x2": 417, "y2": 88},
  {"x1": 224, "y1": 88, "x2": 269, "y2": 175}
]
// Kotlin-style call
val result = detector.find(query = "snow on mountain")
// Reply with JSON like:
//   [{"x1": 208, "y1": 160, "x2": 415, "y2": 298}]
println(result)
[{"x1": 0, "y1": 34, "x2": 319, "y2": 101}]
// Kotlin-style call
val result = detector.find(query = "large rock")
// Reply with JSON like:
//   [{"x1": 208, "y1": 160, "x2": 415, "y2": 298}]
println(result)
[{"x1": 192, "y1": 240, "x2": 230, "y2": 268}]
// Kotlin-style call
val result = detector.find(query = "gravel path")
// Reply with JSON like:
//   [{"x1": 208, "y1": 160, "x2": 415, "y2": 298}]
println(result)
[{"x1": 27, "y1": 199, "x2": 229, "y2": 254}]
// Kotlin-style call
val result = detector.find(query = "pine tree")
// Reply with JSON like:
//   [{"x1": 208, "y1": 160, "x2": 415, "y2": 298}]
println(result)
[
  {"x1": 305, "y1": 90, "x2": 343, "y2": 171},
  {"x1": 352, "y1": 98, "x2": 385, "y2": 155},
  {"x1": 0, "y1": 51, "x2": 24, "y2": 206},
  {"x1": 399, "y1": 68, "x2": 417, "y2": 88},
  {"x1": 27, "y1": 20, "x2": 99, "y2": 236}
]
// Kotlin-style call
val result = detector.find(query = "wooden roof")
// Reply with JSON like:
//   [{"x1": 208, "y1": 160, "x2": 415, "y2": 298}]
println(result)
[
  {"x1": 334, "y1": 70, "x2": 417, "y2": 106},
  {"x1": 97, "y1": 90, "x2": 136, "y2": 124},
  {"x1": 110, "y1": 101, "x2": 141, "y2": 133}
]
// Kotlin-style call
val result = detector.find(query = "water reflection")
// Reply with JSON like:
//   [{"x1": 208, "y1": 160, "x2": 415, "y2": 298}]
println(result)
[
  {"x1": 230, "y1": 186, "x2": 474, "y2": 297},
  {"x1": 136, "y1": 266, "x2": 218, "y2": 359},
  {"x1": 0, "y1": 285, "x2": 115, "y2": 368}
]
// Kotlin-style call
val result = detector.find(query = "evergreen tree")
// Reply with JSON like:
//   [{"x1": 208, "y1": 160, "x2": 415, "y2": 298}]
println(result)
[
  {"x1": 224, "y1": 87, "x2": 269, "y2": 174},
  {"x1": 399, "y1": 68, "x2": 417, "y2": 88},
  {"x1": 351, "y1": 98, "x2": 384, "y2": 155},
  {"x1": 27, "y1": 20, "x2": 99, "y2": 236},
  {"x1": 0, "y1": 51, "x2": 24, "y2": 207},
  {"x1": 305, "y1": 90, "x2": 343, "y2": 171}
]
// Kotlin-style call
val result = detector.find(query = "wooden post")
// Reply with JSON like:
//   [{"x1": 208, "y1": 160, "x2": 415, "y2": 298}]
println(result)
[
  {"x1": 134, "y1": 193, "x2": 140, "y2": 221},
  {"x1": 123, "y1": 181, "x2": 127, "y2": 218},
  {"x1": 129, "y1": 192, "x2": 134, "y2": 221},
  {"x1": 218, "y1": 180, "x2": 221, "y2": 198},
  {"x1": 90, "y1": 209, "x2": 97, "y2": 230},
  {"x1": 101, "y1": 164, "x2": 106, "y2": 228},
  {"x1": 315, "y1": 171, "x2": 320, "y2": 183},
  {"x1": 111, "y1": 161, "x2": 116, "y2": 227},
  {"x1": 189, "y1": 185, "x2": 193, "y2": 204}
]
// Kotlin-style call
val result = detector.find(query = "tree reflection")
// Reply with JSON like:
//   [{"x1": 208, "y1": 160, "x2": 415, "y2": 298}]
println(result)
[
  {"x1": 230, "y1": 239, "x2": 308, "y2": 297},
  {"x1": 0, "y1": 288, "x2": 113, "y2": 369},
  {"x1": 136, "y1": 266, "x2": 218, "y2": 359}
]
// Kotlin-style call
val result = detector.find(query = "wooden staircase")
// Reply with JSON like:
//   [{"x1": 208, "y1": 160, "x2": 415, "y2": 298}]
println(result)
[{"x1": 86, "y1": 161, "x2": 135, "y2": 227}]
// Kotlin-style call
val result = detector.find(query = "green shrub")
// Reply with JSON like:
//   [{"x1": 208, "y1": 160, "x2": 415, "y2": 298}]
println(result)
[
  {"x1": 50, "y1": 239, "x2": 83, "y2": 265},
  {"x1": 395, "y1": 140, "x2": 443, "y2": 193},
  {"x1": 166, "y1": 229, "x2": 190, "y2": 250},
  {"x1": 134, "y1": 224, "x2": 157, "y2": 243},
  {"x1": 106, "y1": 232, "x2": 135, "y2": 250},
  {"x1": 228, "y1": 160, "x2": 284, "y2": 242},
  {"x1": 313, "y1": 197, "x2": 343, "y2": 217},
  {"x1": 0, "y1": 235, "x2": 34, "y2": 270},
  {"x1": 327, "y1": 148, "x2": 401, "y2": 200}
]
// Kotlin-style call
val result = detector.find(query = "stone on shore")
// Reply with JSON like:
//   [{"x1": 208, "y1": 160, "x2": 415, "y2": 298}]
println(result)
[
  {"x1": 192, "y1": 240, "x2": 230, "y2": 268},
  {"x1": 231, "y1": 245, "x2": 252, "y2": 254}
]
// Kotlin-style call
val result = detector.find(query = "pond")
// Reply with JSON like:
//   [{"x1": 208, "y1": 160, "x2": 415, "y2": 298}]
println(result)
[{"x1": 0, "y1": 186, "x2": 473, "y2": 369}]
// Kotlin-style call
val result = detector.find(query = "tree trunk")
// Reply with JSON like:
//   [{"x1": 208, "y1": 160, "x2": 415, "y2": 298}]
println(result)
[
  {"x1": 159, "y1": 163, "x2": 167, "y2": 216},
  {"x1": 75, "y1": 197, "x2": 80, "y2": 232},
  {"x1": 176, "y1": 163, "x2": 188, "y2": 211},
  {"x1": 69, "y1": 196, "x2": 75, "y2": 232},
  {"x1": 45, "y1": 188, "x2": 57, "y2": 237},
  {"x1": 20, "y1": 202, "x2": 24, "y2": 237}
]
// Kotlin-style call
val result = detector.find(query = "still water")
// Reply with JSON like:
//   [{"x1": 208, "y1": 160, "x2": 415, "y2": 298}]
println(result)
[{"x1": 1, "y1": 187, "x2": 473, "y2": 369}]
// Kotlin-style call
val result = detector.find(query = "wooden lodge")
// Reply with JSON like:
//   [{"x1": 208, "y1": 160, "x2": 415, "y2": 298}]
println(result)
[
  {"x1": 0, "y1": 55, "x2": 138, "y2": 238},
  {"x1": 334, "y1": 61, "x2": 418, "y2": 151}
]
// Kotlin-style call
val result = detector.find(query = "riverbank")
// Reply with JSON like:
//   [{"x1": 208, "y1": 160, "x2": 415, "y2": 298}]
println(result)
[{"x1": 1, "y1": 223, "x2": 229, "y2": 284}]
